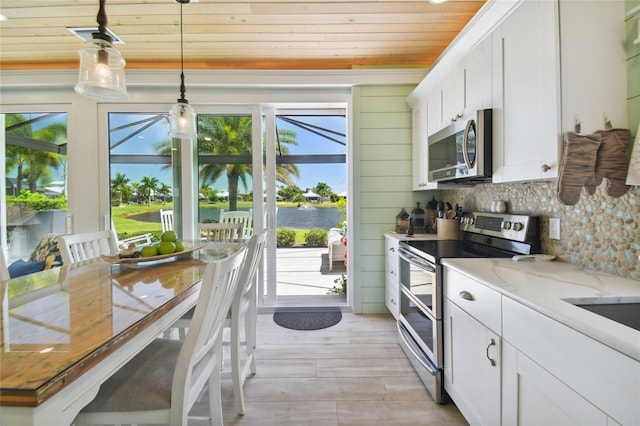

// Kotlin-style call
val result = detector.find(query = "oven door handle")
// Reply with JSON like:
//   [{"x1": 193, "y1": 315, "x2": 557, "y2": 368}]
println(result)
[
  {"x1": 396, "y1": 321, "x2": 437, "y2": 375},
  {"x1": 398, "y1": 248, "x2": 436, "y2": 272}
]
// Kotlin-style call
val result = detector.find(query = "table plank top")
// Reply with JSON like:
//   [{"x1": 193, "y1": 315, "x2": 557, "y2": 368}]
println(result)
[{"x1": 0, "y1": 244, "x2": 242, "y2": 407}]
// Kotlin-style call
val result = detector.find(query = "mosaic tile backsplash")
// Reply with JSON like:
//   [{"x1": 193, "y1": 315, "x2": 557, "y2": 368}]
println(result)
[{"x1": 439, "y1": 182, "x2": 639, "y2": 280}]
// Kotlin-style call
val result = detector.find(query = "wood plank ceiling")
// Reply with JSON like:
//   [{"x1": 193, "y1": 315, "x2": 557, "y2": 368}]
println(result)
[{"x1": 0, "y1": 0, "x2": 485, "y2": 71}]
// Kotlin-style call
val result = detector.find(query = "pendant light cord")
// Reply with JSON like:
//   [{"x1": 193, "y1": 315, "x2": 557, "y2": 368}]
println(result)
[{"x1": 178, "y1": 0, "x2": 187, "y2": 103}]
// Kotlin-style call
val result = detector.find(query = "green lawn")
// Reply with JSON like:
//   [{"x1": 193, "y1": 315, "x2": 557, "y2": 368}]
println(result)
[{"x1": 112, "y1": 201, "x2": 338, "y2": 244}]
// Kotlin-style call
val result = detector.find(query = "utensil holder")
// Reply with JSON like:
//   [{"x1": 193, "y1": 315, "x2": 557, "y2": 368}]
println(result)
[{"x1": 437, "y1": 218, "x2": 460, "y2": 239}]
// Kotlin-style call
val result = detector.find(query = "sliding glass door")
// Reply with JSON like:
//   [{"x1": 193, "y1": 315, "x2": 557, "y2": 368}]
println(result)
[{"x1": 263, "y1": 107, "x2": 348, "y2": 307}]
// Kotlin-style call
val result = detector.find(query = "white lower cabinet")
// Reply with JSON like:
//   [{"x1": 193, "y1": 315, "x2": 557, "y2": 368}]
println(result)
[
  {"x1": 502, "y1": 341, "x2": 610, "y2": 426},
  {"x1": 384, "y1": 236, "x2": 400, "y2": 318},
  {"x1": 444, "y1": 297, "x2": 501, "y2": 425},
  {"x1": 443, "y1": 266, "x2": 639, "y2": 425},
  {"x1": 502, "y1": 297, "x2": 638, "y2": 425}
]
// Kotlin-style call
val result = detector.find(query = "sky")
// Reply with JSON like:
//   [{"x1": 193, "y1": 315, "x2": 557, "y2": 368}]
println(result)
[{"x1": 109, "y1": 113, "x2": 347, "y2": 195}]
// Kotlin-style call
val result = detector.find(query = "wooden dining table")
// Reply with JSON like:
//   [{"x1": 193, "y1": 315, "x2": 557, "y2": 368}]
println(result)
[{"x1": 0, "y1": 243, "x2": 243, "y2": 426}]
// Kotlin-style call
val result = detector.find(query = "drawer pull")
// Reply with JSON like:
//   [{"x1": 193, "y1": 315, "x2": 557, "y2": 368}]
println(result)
[
  {"x1": 486, "y1": 338, "x2": 496, "y2": 366},
  {"x1": 459, "y1": 290, "x2": 474, "y2": 301}
]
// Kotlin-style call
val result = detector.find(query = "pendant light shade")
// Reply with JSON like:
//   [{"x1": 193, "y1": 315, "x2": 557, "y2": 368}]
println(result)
[
  {"x1": 169, "y1": 97, "x2": 198, "y2": 139},
  {"x1": 75, "y1": 0, "x2": 128, "y2": 100},
  {"x1": 169, "y1": 0, "x2": 197, "y2": 139}
]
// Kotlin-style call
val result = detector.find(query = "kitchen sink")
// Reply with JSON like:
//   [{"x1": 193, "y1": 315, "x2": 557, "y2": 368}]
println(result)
[{"x1": 563, "y1": 297, "x2": 640, "y2": 332}]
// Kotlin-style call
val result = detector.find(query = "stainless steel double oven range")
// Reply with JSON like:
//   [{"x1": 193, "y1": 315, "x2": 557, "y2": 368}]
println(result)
[{"x1": 396, "y1": 211, "x2": 541, "y2": 403}]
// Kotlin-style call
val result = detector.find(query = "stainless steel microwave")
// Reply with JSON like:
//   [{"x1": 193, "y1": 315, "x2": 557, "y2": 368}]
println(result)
[{"x1": 428, "y1": 109, "x2": 492, "y2": 184}]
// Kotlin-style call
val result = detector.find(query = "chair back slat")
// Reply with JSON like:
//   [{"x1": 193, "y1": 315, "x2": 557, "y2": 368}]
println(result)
[
  {"x1": 160, "y1": 209, "x2": 174, "y2": 233},
  {"x1": 197, "y1": 223, "x2": 244, "y2": 242},
  {"x1": 234, "y1": 230, "x2": 267, "y2": 315},
  {"x1": 170, "y1": 247, "x2": 247, "y2": 423},
  {"x1": 219, "y1": 209, "x2": 253, "y2": 239},
  {"x1": 57, "y1": 230, "x2": 118, "y2": 264}
]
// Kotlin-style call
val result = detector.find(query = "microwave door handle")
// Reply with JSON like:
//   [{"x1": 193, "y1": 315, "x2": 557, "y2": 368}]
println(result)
[{"x1": 462, "y1": 119, "x2": 474, "y2": 169}]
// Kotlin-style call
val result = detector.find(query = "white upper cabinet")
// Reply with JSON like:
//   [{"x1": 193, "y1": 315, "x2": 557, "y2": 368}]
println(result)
[
  {"x1": 440, "y1": 63, "x2": 465, "y2": 126},
  {"x1": 408, "y1": 0, "x2": 627, "y2": 186},
  {"x1": 559, "y1": 0, "x2": 627, "y2": 133},
  {"x1": 464, "y1": 36, "x2": 493, "y2": 114},
  {"x1": 412, "y1": 99, "x2": 436, "y2": 190},
  {"x1": 492, "y1": 0, "x2": 561, "y2": 183},
  {"x1": 426, "y1": 85, "x2": 442, "y2": 136},
  {"x1": 492, "y1": 0, "x2": 627, "y2": 183},
  {"x1": 426, "y1": 36, "x2": 493, "y2": 137}
]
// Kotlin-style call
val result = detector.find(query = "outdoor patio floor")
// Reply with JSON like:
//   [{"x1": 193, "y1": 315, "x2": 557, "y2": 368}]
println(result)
[{"x1": 270, "y1": 247, "x2": 347, "y2": 307}]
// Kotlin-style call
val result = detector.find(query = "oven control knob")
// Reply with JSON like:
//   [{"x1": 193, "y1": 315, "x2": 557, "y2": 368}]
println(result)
[
  {"x1": 503, "y1": 221, "x2": 512, "y2": 230},
  {"x1": 513, "y1": 222, "x2": 523, "y2": 232},
  {"x1": 469, "y1": 217, "x2": 475, "y2": 225}
]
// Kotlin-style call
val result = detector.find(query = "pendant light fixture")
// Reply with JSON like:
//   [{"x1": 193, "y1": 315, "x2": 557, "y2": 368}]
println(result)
[
  {"x1": 75, "y1": 0, "x2": 128, "y2": 100},
  {"x1": 168, "y1": 0, "x2": 198, "y2": 139}
]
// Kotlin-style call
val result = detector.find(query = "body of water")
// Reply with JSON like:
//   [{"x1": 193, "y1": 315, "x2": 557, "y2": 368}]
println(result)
[{"x1": 133, "y1": 206, "x2": 342, "y2": 230}]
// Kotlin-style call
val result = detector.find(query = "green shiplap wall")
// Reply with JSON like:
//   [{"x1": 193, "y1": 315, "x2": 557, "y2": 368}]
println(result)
[
  {"x1": 627, "y1": 0, "x2": 640, "y2": 134},
  {"x1": 351, "y1": 85, "x2": 415, "y2": 314}
]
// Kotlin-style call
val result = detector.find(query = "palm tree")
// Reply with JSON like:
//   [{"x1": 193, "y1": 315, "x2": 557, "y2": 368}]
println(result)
[
  {"x1": 130, "y1": 182, "x2": 141, "y2": 204},
  {"x1": 154, "y1": 116, "x2": 300, "y2": 211},
  {"x1": 28, "y1": 124, "x2": 65, "y2": 193},
  {"x1": 139, "y1": 176, "x2": 159, "y2": 205},
  {"x1": 5, "y1": 113, "x2": 32, "y2": 194},
  {"x1": 111, "y1": 172, "x2": 130, "y2": 206},
  {"x1": 198, "y1": 116, "x2": 300, "y2": 211},
  {"x1": 156, "y1": 183, "x2": 172, "y2": 203}
]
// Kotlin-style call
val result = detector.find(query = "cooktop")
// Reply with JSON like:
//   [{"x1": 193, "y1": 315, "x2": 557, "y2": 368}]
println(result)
[{"x1": 399, "y1": 211, "x2": 541, "y2": 264}]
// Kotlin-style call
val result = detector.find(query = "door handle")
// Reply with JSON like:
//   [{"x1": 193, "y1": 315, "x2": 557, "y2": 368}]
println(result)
[
  {"x1": 486, "y1": 338, "x2": 496, "y2": 366},
  {"x1": 459, "y1": 290, "x2": 474, "y2": 301}
]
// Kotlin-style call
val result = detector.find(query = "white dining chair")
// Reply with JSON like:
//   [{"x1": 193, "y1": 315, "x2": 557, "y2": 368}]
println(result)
[
  {"x1": 1, "y1": 250, "x2": 10, "y2": 281},
  {"x1": 56, "y1": 230, "x2": 118, "y2": 265},
  {"x1": 219, "y1": 209, "x2": 253, "y2": 239},
  {"x1": 160, "y1": 209, "x2": 174, "y2": 233},
  {"x1": 171, "y1": 230, "x2": 267, "y2": 415},
  {"x1": 197, "y1": 222, "x2": 244, "y2": 242},
  {"x1": 74, "y1": 246, "x2": 247, "y2": 426}
]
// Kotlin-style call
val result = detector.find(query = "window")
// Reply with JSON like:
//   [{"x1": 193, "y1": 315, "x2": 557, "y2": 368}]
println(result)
[
  {"x1": 108, "y1": 112, "x2": 175, "y2": 242},
  {"x1": 3, "y1": 112, "x2": 68, "y2": 263}
]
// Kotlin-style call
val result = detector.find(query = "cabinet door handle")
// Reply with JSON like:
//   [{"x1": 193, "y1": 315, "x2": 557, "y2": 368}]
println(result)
[
  {"x1": 486, "y1": 338, "x2": 497, "y2": 366},
  {"x1": 541, "y1": 163, "x2": 551, "y2": 172},
  {"x1": 459, "y1": 290, "x2": 474, "y2": 301},
  {"x1": 389, "y1": 247, "x2": 395, "y2": 253}
]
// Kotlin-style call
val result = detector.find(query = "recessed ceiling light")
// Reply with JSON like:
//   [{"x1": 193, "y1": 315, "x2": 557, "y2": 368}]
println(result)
[
  {"x1": 429, "y1": 0, "x2": 447, "y2": 4},
  {"x1": 0, "y1": 13, "x2": 7, "y2": 21},
  {"x1": 67, "y1": 27, "x2": 125, "y2": 44}
]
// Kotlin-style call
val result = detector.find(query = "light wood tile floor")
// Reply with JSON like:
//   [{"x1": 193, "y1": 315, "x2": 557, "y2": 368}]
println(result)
[{"x1": 204, "y1": 312, "x2": 467, "y2": 425}]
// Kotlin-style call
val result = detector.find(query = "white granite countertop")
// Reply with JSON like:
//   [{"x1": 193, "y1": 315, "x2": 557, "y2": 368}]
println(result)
[{"x1": 441, "y1": 258, "x2": 640, "y2": 362}]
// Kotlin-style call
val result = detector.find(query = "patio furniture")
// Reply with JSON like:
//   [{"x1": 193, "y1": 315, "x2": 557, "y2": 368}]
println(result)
[
  {"x1": 56, "y1": 230, "x2": 118, "y2": 265},
  {"x1": 74, "y1": 247, "x2": 247, "y2": 426},
  {"x1": 160, "y1": 209, "x2": 174, "y2": 233},
  {"x1": 327, "y1": 222, "x2": 347, "y2": 271},
  {"x1": 111, "y1": 219, "x2": 153, "y2": 250},
  {"x1": 219, "y1": 209, "x2": 253, "y2": 239},
  {"x1": 197, "y1": 222, "x2": 244, "y2": 242}
]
